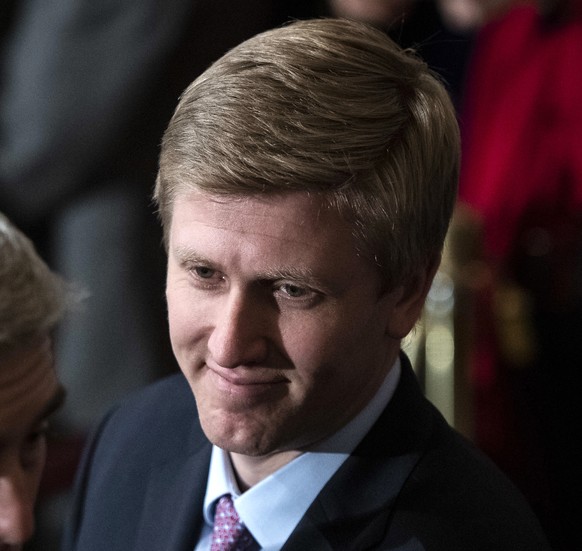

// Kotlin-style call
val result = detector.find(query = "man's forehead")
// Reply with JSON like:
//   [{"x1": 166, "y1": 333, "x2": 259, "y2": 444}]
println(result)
[
  {"x1": 168, "y1": 191, "x2": 353, "y2": 258},
  {"x1": 169, "y1": 191, "x2": 342, "y2": 236},
  {"x1": 173, "y1": 190, "x2": 327, "y2": 215}
]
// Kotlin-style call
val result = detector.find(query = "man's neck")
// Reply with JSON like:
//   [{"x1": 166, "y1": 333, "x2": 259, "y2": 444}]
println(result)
[{"x1": 229, "y1": 449, "x2": 302, "y2": 491}]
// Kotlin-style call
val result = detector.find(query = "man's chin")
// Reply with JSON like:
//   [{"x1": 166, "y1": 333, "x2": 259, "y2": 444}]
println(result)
[
  {"x1": 211, "y1": 436, "x2": 277, "y2": 457},
  {"x1": 200, "y1": 417, "x2": 278, "y2": 457}
]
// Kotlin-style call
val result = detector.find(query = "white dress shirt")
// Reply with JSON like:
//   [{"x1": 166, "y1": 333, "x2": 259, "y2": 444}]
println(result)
[{"x1": 194, "y1": 357, "x2": 401, "y2": 551}]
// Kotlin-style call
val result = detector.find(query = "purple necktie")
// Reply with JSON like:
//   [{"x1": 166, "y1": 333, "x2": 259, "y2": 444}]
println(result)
[{"x1": 210, "y1": 494, "x2": 259, "y2": 551}]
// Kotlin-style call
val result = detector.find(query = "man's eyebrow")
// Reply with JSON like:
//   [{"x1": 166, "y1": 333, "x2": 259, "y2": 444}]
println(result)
[
  {"x1": 261, "y1": 267, "x2": 332, "y2": 291},
  {"x1": 173, "y1": 246, "x2": 210, "y2": 265},
  {"x1": 262, "y1": 266, "x2": 316, "y2": 282},
  {"x1": 33, "y1": 385, "x2": 67, "y2": 426}
]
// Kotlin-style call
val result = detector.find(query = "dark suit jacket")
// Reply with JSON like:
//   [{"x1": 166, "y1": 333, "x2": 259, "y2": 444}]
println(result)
[{"x1": 62, "y1": 355, "x2": 551, "y2": 550}]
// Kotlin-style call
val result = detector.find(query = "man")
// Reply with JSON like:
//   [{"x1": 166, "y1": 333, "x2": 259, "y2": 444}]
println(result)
[
  {"x1": 0, "y1": 212, "x2": 68, "y2": 547},
  {"x1": 64, "y1": 18, "x2": 550, "y2": 550}
]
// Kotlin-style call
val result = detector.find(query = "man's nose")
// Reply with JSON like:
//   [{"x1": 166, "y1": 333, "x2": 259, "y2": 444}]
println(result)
[
  {"x1": 0, "y1": 473, "x2": 36, "y2": 546},
  {"x1": 207, "y1": 290, "x2": 270, "y2": 368}
]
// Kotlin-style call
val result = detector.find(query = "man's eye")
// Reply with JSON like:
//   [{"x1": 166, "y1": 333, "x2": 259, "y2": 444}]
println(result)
[
  {"x1": 274, "y1": 282, "x2": 323, "y2": 308},
  {"x1": 280, "y1": 283, "x2": 308, "y2": 298},
  {"x1": 192, "y1": 266, "x2": 215, "y2": 279}
]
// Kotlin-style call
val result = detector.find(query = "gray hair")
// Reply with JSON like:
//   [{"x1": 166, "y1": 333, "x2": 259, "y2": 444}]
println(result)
[{"x1": 0, "y1": 212, "x2": 69, "y2": 353}]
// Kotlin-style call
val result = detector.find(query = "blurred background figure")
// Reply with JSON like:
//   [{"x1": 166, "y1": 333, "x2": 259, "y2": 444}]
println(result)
[
  {"x1": 322, "y1": 0, "x2": 476, "y2": 107},
  {"x1": 327, "y1": 0, "x2": 415, "y2": 23},
  {"x1": 454, "y1": 1, "x2": 582, "y2": 549},
  {"x1": 0, "y1": 211, "x2": 70, "y2": 548},
  {"x1": 0, "y1": 1, "x2": 314, "y2": 548}
]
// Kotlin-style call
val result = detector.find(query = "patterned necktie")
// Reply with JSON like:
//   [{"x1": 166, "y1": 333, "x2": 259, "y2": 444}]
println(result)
[{"x1": 210, "y1": 494, "x2": 259, "y2": 551}]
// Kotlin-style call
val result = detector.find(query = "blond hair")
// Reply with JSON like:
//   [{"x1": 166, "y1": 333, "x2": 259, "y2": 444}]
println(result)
[{"x1": 155, "y1": 18, "x2": 459, "y2": 288}]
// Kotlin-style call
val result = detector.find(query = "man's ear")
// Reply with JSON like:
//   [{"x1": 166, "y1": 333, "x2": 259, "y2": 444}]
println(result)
[{"x1": 382, "y1": 254, "x2": 441, "y2": 339}]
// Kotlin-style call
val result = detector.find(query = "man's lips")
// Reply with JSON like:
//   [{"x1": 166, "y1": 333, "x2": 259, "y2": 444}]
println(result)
[
  {"x1": 208, "y1": 364, "x2": 287, "y2": 386},
  {"x1": 206, "y1": 364, "x2": 289, "y2": 406}
]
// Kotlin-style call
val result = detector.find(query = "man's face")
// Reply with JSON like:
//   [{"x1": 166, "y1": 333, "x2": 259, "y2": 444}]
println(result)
[
  {"x1": 0, "y1": 338, "x2": 64, "y2": 547},
  {"x1": 167, "y1": 191, "x2": 414, "y2": 457}
]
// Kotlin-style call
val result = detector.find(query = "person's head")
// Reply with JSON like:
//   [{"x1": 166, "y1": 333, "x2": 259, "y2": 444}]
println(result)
[
  {"x1": 0, "y1": 212, "x2": 67, "y2": 546},
  {"x1": 155, "y1": 18, "x2": 459, "y2": 467}
]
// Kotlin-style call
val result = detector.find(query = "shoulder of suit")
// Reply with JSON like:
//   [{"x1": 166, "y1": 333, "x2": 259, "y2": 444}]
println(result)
[{"x1": 89, "y1": 373, "x2": 203, "y2": 460}]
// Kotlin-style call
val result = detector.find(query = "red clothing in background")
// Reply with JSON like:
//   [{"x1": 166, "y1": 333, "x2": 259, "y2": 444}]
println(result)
[
  {"x1": 460, "y1": 2, "x2": 582, "y2": 264},
  {"x1": 458, "y1": 3, "x2": 582, "y2": 549}
]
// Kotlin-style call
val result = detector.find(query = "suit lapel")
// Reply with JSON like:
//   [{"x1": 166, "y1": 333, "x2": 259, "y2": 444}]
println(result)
[
  {"x1": 134, "y1": 427, "x2": 212, "y2": 551},
  {"x1": 283, "y1": 354, "x2": 435, "y2": 551}
]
